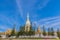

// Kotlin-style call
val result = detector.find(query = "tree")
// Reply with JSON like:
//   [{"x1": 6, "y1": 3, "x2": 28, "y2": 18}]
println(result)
[
  {"x1": 30, "y1": 25, "x2": 35, "y2": 35},
  {"x1": 57, "y1": 28, "x2": 60, "y2": 38},
  {"x1": 11, "y1": 24, "x2": 16, "y2": 36},
  {"x1": 17, "y1": 25, "x2": 35, "y2": 36},
  {"x1": 28, "y1": 30, "x2": 35, "y2": 36},
  {"x1": 11, "y1": 28, "x2": 16, "y2": 36},
  {"x1": 48, "y1": 27, "x2": 51, "y2": 36},
  {"x1": 42, "y1": 26, "x2": 46, "y2": 36},
  {"x1": 17, "y1": 25, "x2": 25, "y2": 37},
  {"x1": 50, "y1": 27, "x2": 54, "y2": 36}
]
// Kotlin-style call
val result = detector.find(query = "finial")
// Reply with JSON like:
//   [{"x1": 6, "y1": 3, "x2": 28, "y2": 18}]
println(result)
[
  {"x1": 27, "y1": 12, "x2": 29, "y2": 18},
  {"x1": 38, "y1": 25, "x2": 40, "y2": 29},
  {"x1": 27, "y1": 12, "x2": 29, "y2": 20}
]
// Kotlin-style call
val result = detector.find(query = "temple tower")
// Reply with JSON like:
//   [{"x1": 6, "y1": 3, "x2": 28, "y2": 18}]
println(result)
[
  {"x1": 25, "y1": 13, "x2": 31, "y2": 32},
  {"x1": 37, "y1": 25, "x2": 41, "y2": 34}
]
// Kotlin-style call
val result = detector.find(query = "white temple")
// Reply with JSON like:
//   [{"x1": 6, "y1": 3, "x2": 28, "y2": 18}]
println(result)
[{"x1": 25, "y1": 13, "x2": 31, "y2": 32}]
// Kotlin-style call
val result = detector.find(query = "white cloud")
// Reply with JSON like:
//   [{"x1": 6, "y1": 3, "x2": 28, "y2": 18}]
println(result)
[
  {"x1": 38, "y1": 0, "x2": 50, "y2": 10},
  {"x1": 0, "y1": 15, "x2": 15, "y2": 25},
  {"x1": 0, "y1": 25, "x2": 11, "y2": 32},
  {"x1": 33, "y1": 16, "x2": 60, "y2": 31},
  {"x1": 38, "y1": 16, "x2": 60, "y2": 23},
  {"x1": 0, "y1": 26, "x2": 8, "y2": 30},
  {"x1": 16, "y1": 0, "x2": 24, "y2": 18},
  {"x1": 16, "y1": 0, "x2": 50, "y2": 18},
  {"x1": 0, "y1": 15, "x2": 19, "y2": 31}
]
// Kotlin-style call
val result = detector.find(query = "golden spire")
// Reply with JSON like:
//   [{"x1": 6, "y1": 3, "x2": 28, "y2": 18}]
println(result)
[
  {"x1": 37, "y1": 25, "x2": 40, "y2": 33},
  {"x1": 27, "y1": 12, "x2": 29, "y2": 20}
]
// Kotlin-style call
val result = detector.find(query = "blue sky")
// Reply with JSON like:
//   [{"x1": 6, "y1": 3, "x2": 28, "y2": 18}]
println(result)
[{"x1": 0, "y1": 0, "x2": 60, "y2": 32}]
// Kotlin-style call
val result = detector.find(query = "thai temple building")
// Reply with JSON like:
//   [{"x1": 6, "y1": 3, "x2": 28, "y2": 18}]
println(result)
[
  {"x1": 25, "y1": 13, "x2": 41, "y2": 35},
  {"x1": 25, "y1": 13, "x2": 31, "y2": 32},
  {"x1": 0, "y1": 13, "x2": 58, "y2": 38},
  {"x1": 5, "y1": 29, "x2": 11, "y2": 36},
  {"x1": 4, "y1": 13, "x2": 41, "y2": 35},
  {"x1": 5, "y1": 24, "x2": 16, "y2": 36},
  {"x1": 37, "y1": 25, "x2": 41, "y2": 34}
]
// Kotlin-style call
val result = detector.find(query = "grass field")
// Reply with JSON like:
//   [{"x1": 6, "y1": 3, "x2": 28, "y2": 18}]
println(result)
[{"x1": 0, "y1": 38, "x2": 60, "y2": 40}]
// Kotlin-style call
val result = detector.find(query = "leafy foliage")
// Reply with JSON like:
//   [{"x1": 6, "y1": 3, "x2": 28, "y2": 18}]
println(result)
[
  {"x1": 50, "y1": 27, "x2": 54, "y2": 36},
  {"x1": 11, "y1": 25, "x2": 16, "y2": 36},
  {"x1": 42, "y1": 26, "x2": 46, "y2": 36},
  {"x1": 17, "y1": 25, "x2": 35, "y2": 37},
  {"x1": 57, "y1": 28, "x2": 60, "y2": 38},
  {"x1": 48, "y1": 27, "x2": 51, "y2": 35}
]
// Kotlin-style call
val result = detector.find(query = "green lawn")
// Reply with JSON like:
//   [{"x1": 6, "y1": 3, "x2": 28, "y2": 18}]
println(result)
[{"x1": 0, "y1": 38, "x2": 60, "y2": 40}]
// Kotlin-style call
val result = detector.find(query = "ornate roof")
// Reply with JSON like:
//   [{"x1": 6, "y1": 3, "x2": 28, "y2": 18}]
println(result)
[{"x1": 26, "y1": 13, "x2": 31, "y2": 26}]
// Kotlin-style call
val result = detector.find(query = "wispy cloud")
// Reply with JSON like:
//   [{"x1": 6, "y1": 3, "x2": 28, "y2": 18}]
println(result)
[
  {"x1": 32, "y1": 16, "x2": 60, "y2": 31},
  {"x1": 0, "y1": 26, "x2": 8, "y2": 30},
  {"x1": 0, "y1": 15, "x2": 15, "y2": 25},
  {"x1": 16, "y1": 0, "x2": 50, "y2": 18},
  {"x1": 38, "y1": 0, "x2": 50, "y2": 10},
  {"x1": 0, "y1": 25, "x2": 11, "y2": 32},
  {"x1": 0, "y1": 14, "x2": 19, "y2": 32},
  {"x1": 16, "y1": 0, "x2": 24, "y2": 18}
]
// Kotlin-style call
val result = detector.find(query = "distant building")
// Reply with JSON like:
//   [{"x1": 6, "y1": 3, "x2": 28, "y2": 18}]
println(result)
[
  {"x1": 0, "y1": 32, "x2": 5, "y2": 35},
  {"x1": 35, "y1": 25, "x2": 41, "y2": 37},
  {"x1": 5, "y1": 29, "x2": 11, "y2": 36},
  {"x1": 37, "y1": 25, "x2": 41, "y2": 34},
  {"x1": 5, "y1": 25, "x2": 16, "y2": 36}
]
